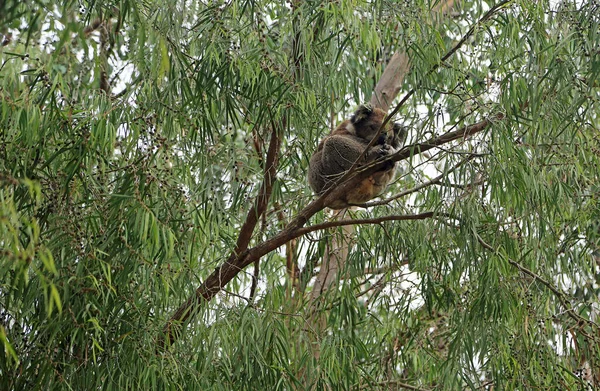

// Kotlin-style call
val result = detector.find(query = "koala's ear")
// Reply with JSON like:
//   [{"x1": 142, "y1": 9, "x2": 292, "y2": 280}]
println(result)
[
  {"x1": 393, "y1": 123, "x2": 407, "y2": 143},
  {"x1": 350, "y1": 104, "x2": 373, "y2": 124}
]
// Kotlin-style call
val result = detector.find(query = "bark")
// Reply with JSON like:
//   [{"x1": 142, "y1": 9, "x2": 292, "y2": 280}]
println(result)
[
  {"x1": 369, "y1": 52, "x2": 411, "y2": 112},
  {"x1": 310, "y1": 211, "x2": 352, "y2": 303}
]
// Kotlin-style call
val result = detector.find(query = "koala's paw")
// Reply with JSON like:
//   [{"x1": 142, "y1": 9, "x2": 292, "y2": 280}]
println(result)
[
  {"x1": 351, "y1": 104, "x2": 374, "y2": 124},
  {"x1": 372, "y1": 143, "x2": 394, "y2": 159},
  {"x1": 373, "y1": 144, "x2": 396, "y2": 170}
]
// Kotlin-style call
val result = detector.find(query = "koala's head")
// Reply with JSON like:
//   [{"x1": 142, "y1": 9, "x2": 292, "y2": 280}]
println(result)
[{"x1": 349, "y1": 104, "x2": 388, "y2": 142}]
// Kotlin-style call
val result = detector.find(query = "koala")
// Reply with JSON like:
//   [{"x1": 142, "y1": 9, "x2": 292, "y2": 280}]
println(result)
[{"x1": 308, "y1": 104, "x2": 405, "y2": 209}]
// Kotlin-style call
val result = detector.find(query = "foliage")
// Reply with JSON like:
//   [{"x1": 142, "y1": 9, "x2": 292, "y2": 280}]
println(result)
[{"x1": 1, "y1": 0, "x2": 599, "y2": 390}]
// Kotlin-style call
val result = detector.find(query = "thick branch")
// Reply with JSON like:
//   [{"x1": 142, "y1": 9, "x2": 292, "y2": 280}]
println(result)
[
  {"x1": 161, "y1": 121, "x2": 282, "y2": 346},
  {"x1": 370, "y1": 52, "x2": 410, "y2": 112},
  {"x1": 233, "y1": 123, "x2": 281, "y2": 260},
  {"x1": 161, "y1": 113, "x2": 499, "y2": 346}
]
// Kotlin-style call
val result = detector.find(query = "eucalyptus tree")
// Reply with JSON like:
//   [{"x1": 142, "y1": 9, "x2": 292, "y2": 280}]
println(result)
[{"x1": 1, "y1": 0, "x2": 599, "y2": 390}]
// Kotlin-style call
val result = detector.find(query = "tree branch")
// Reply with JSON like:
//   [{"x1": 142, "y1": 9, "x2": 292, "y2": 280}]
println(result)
[
  {"x1": 160, "y1": 111, "x2": 501, "y2": 347},
  {"x1": 375, "y1": 380, "x2": 430, "y2": 391},
  {"x1": 370, "y1": 51, "x2": 411, "y2": 112},
  {"x1": 161, "y1": 117, "x2": 282, "y2": 347},
  {"x1": 296, "y1": 212, "x2": 435, "y2": 236},
  {"x1": 363, "y1": 153, "x2": 478, "y2": 207},
  {"x1": 476, "y1": 233, "x2": 598, "y2": 335},
  {"x1": 351, "y1": 0, "x2": 513, "y2": 178}
]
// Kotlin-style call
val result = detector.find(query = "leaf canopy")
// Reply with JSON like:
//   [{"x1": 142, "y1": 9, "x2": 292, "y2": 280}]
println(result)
[{"x1": 0, "y1": 0, "x2": 599, "y2": 390}]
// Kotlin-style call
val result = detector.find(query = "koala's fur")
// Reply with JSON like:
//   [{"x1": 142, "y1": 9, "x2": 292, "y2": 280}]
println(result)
[{"x1": 308, "y1": 104, "x2": 405, "y2": 209}]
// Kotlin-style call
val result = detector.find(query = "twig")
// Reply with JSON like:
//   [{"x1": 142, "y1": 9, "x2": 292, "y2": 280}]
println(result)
[
  {"x1": 295, "y1": 212, "x2": 436, "y2": 237},
  {"x1": 376, "y1": 380, "x2": 431, "y2": 391},
  {"x1": 364, "y1": 154, "x2": 477, "y2": 207},
  {"x1": 475, "y1": 233, "x2": 597, "y2": 334},
  {"x1": 248, "y1": 259, "x2": 260, "y2": 303}
]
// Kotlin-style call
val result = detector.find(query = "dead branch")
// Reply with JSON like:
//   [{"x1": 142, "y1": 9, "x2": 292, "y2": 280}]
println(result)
[
  {"x1": 370, "y1": 52, "x2": 411, "y2": 112},
  {"x1": 309, "y1": 210, "x2": 352, "y2": 304}
]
